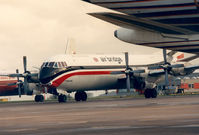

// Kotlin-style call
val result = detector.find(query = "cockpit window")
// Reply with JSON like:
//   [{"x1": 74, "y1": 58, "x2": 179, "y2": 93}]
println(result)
[
  {"x1": 49, "y1": 62, "x2": 55, "y2": 67},
  {"x1": 41, "y1": 61, "x2": 67, "y2": 68},
  {"x1": 58, "y1": 62, "x2": 62, "y2": 68},
  {"x1": 41, "y1": 62, "x2": 46, "y2": 68},
  {"x1": 54, "y1": 63, "x2": 58, "y2": 68}
]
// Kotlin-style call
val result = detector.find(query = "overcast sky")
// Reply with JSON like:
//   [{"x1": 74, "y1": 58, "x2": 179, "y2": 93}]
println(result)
[{"x1": 0, "y1": 0, "x2": 160, "y2": 72}]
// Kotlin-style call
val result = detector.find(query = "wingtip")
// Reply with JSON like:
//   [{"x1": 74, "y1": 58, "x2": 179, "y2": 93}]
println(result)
[{"x1": 82, "y1": 0, "x2": 91, "y2": 3}]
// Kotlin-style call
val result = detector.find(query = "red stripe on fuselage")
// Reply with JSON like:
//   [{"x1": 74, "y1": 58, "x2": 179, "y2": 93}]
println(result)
[{"x1": 52, "y1": 71, "x2": 112, "y2": 87}]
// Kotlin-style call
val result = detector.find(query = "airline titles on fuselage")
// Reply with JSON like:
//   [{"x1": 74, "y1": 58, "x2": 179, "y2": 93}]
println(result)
[{"x1": 93, "y1": 56, "x2": 123, "y2": 64}]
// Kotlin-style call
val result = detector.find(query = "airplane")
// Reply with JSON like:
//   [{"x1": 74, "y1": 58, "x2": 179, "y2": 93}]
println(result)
[
  {"x1": 36, "y1": 51, "x2": 199, "y2": 102},
  {"x1": 0, "y1": 74, "x2": 18, "y2": 96}
]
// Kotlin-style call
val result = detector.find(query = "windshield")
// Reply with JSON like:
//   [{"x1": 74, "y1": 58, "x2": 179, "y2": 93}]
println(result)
[{"x1": 41, "y1": 61, "x2": 67, "y2": 68}]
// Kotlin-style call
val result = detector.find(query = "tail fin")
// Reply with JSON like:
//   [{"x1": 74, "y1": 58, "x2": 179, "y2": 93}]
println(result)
[
  {"x1": 65, "y1": 38, "x2": 76, "y2": 55},
  {"x1": 174, "y1": 52, "x2": 199, "y2": 62}
]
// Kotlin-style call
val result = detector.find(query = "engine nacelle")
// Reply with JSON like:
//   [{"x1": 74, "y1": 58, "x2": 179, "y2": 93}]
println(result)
[
  {"x1": 171, "y1": 67, "x2": 193, "y2": 76},
  {"x1": 114, "y1": 28, "x2": 186, "y2": 45},
  {"x1": 132, "y1": 77, "x2": 146, "y2": 90}
]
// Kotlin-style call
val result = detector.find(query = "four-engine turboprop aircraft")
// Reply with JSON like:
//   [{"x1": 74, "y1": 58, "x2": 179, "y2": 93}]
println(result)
[{"x1": 37, "y1": 52, "x2": 199, "y2": 102}]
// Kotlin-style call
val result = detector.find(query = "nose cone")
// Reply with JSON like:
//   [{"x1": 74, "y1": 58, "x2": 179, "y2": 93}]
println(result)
[
  {"x1": 39, "y1": 67, "x2": 53, "y2": 84},
  {"x1": 39, "y1": 67, "x2": 64, "y2": 84}
]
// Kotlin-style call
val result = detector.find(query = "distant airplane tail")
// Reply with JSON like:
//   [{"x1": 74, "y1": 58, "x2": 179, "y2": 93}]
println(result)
[{"x1": 172, "y1": 52, "x2": 199, "y2": 63}]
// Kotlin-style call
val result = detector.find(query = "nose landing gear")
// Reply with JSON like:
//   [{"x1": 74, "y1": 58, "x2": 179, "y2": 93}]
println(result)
[{"x1": 35, "y1": 95, "x2": 44, "y2": 102}]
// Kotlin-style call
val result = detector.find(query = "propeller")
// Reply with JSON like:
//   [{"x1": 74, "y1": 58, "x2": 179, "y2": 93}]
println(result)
[
  {"x1": 110, "y1": 52, "x2": 145, "y2": 92},
  {"x1": 162, "y1": 49, "x2": 184, "y2": 89},
  {"x1": 124, "y1": 52, "x2": 132, "y2": 93},
  {"x1": 163, "y1": 49, "x2": 169, "y2": 88},
  {"x1": 8, "y1": 56, "x2": 31, "y2": 96},
  {"x1": 148, "y1": 49, "x2": 184, "y2": 89}
]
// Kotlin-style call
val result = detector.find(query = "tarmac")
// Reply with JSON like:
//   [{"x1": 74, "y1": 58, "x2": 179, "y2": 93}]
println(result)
[{"x1": 0, "y1": 95, "x2": 199, "y2": 135}]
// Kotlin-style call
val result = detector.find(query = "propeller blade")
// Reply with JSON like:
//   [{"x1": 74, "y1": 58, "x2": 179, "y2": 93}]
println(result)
[
  {"x1": 111, "y1": 69, "x2": 145, "y2": 75},
  {"x1": 8, "y1": 74, "x2": 23, "y2": 78},
  {"x1": 23, "y1": 78, "x2": 29, "y2": 94},
  {"x1": 124, "y1": 52, "x2": 129, "y2": 70},
  {"x1": 23, "y1": 56, "x2": 27, "y2": 73},
  {"x1": 148, "y1": 66, "x2": 163, "y2": 70},
  {"x1": 164, "y1": 69, "x2": 169, "y2": 87},
  {"x1": 163, "y1": 49, "x2": 167, "y2": 64},
  {"x1": 16, "y1": 69, "x2": 22, "y2": 98},
  {"x1": 126, "y1": 74, "x2": 131, "y2": 93},
  {"x1": 170, "y1": 64, "x2": 184, "y2": 68},
  {"x1": 130, "y1": 69, "x2": 145, "y2": 74},
  {"x1": 8, "y1": 83, "x2": 17, "y2": 86},
  {"x1": 18, "y1": 83, "x2": 21, "y2": 98}
]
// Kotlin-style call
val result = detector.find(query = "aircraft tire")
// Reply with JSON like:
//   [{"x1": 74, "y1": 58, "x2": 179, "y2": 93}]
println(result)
[
  {"x1": 151, "y1": 89, "x2": 157, "y2": 98},
  {"x1": 81, "y1": 91, "x2": 87, "y2": 101},
  {"x1": 75, "y1": 91, "x2": 87, "y2": 101},
  {"x1": 58, "y1": 94, "x2": 67, "y2": 103},
  {"x1": 75, "y1": 92, "x2": 81, "y2": 101},
  {"x1": 35, "y1": 95, "x2": 44, "y2": 102},
  {"x1": 144, "y1": 89, "x2": 151, "y2": 98}
]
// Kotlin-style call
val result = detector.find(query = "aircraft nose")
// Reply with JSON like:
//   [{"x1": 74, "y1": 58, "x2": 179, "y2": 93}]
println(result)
[{"x1": 39, "y1": 67, "x2": 53, "y2": 84}]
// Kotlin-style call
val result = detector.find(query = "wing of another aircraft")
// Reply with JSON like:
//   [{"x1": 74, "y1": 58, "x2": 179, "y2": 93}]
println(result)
[
  {"x1": 83, "y1": 0, "x2": 199, "y2": 54},
  {"x1": 83, "y1": 0, "x2": 199, "y2": 34},
  {"x1": 89, "y1": 12, "x2": 194, "y2": 35}
]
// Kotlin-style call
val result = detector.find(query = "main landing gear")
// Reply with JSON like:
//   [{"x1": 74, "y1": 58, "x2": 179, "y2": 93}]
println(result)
[
  {"x1": 35, "y1": 95, "x2": 44, "y2": 102},
  {"x1": 75, "y1": 91, "x2": 87, "y2": 101},
  {"x1": 144, "y1": 89, "x2": 157, "y2": 98},
  {"x1": 58, "y1": 94, "x2": 67, "y2": 103}
]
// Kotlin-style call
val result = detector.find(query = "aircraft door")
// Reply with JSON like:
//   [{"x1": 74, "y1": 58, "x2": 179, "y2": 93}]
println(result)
[{"x1": 194, "y1": 0, "x2": 199, "y2": 8}]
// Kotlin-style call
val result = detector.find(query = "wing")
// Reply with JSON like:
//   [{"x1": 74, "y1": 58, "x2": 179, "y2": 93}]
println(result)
[
  {"x1": 83, "y1": 0, "x2": 199, "y2": 34},
  {"x1": 83, "y1": 0, "x2": 199, "y2": 54}
]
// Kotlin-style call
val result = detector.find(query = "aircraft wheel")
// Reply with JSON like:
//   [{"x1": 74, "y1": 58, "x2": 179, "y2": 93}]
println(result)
[
  {"x1": 151, "y1": 89, "x2": 157, "y2": 98},
  {"x1": 58, "y1": 94, "x2": 67, "y2": 103},
  {"x1": 81, "y1": 91, "x2": 87, "y2": 101},
  {"x1": 75, "y1": 92, "x2": 81, "y2": 101},
  {"x1": 35, "y1": 95, "x2": 44, "y2": 102},
  {"x1": 75, "y1": 91, "x2": 87, "y2": 101},
  {"x1": 144, "y1": 89, "x2": 151, "y2": 98}
]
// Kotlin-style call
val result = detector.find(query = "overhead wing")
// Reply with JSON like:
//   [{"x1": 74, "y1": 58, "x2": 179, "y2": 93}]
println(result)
[
  {"x1": 83, "y1": 0, "x2": 199, "y2": 54},
  {"x1": 88, "y1": 12, "x2": 194, "y2": 35},
  {"x1": 83, "y1": 0, "x2": 199, "y2": 34}
]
